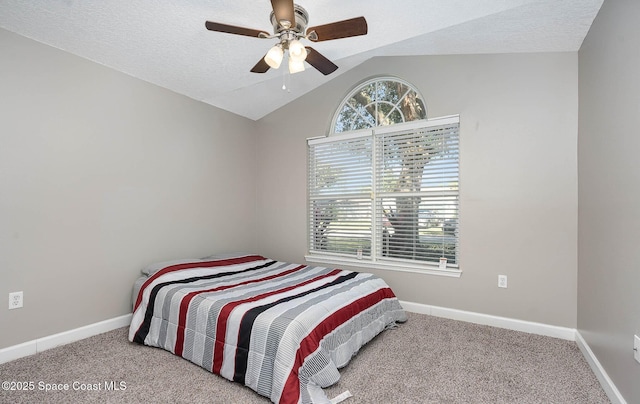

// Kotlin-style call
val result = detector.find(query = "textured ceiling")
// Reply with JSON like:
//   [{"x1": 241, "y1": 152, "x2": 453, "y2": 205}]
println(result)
[{"x1": 0, "y1": 0, "x2": 603, "y2": 120}]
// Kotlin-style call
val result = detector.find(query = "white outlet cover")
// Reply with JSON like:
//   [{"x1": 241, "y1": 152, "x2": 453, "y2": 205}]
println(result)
[
  {"x1": 634, "y1": 335, "x2": 640, "y2": 364},
  {"x1": 8, "y1": 291, "x2": 23, "y2": 309},
  {"x1": 498, "y1": 275, "x2": 508, "y2": 288}
]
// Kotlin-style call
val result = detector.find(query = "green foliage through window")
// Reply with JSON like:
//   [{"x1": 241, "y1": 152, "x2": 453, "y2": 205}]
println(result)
[{"x1": 333, "y1": 78, "x2": 427, "y2": 134}]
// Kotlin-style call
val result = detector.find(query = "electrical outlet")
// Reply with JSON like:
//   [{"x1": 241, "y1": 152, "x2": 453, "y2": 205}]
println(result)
[
  {"x1": 498, "y1": 275, "x2": 508, "y2": 288},
  {"x1": 634, "y1": 335, "x2": 640, "y2": 364},
  {"x1": 8, "y1": 291, "x2": 23, "y2": 309}
]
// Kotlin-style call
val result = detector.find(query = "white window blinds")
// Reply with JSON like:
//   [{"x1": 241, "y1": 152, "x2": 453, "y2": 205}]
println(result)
[
  {"x1": 308, "y1": 116, "x2": 459, "y2": 272},
  {"x1": 308, "y1": 132, "x2": 373, "y2": 258},
  {"x1": 375, "y1": 118, "x2": 459, "y2": 266}
]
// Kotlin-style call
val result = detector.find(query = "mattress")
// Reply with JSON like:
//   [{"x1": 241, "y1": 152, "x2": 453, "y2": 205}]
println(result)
[{"x1": 129, "y1": 254, "x2": 406, "y2": 403}]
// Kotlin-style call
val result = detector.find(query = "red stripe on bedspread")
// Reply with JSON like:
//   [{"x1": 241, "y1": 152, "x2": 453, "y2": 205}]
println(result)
[
  {"x1": 280, "y1": 287, "x2": 397, "y2": 404},
  {"x1": 174, "y1": 265, "x2": 307, "y2": 357},
  {"x1": 212, "y1": 269, "x2": 343, "y2": 375},
  {"x1": 134, "y1": 255, "x2": 265, "y2": 311}
]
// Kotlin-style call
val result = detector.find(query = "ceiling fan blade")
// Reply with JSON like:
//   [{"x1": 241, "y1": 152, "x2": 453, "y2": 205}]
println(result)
[
  {"x1": 307, "y1": 17, "x2": 368, "y2": 41},
  {"x1": 270, "y1": 0, "x2": 295, "y2": 29},
  {"x1": 205, "y1": 21, "x2": 269, "y2": 38},
  {"x1": 305, "y1": 47, "x2": 338, "y2": 75},
  {"x1": 250, "y1": 55, "x2": 271, "y2": 73}
]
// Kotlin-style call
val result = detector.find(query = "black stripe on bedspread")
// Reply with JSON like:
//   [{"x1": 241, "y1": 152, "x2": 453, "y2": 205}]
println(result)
[
  {"x1": 233, "y1": 271, "x2": 359, "y2": 384},
  {"x1": 133, "y1": 259, "x2": 277, "y2": 344}
]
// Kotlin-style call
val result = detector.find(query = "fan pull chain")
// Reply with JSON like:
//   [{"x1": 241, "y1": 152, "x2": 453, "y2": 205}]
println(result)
[
  {"x1": 282, "y1": 67, "x2": 286, "y2": 91},
  {"x1": 282, "y1": 65, "x2": 291, "y2": 92}
]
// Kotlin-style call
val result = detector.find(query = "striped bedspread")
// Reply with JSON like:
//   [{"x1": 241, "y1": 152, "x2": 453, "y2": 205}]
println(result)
[{"x1": 129, "y1": 254, "x2": 407, "y2": 404}]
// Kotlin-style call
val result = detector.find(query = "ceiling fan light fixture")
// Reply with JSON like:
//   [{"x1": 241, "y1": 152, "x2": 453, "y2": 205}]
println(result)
[
  {"x1": 206, "y1": 3, "x2": 368, "y2": 76},
  {"x1": 288, "y1": 57, "x2": 305, "y2": 74},
  {"x1": 264, "y1": 44, "x2": 284, "y2": 69},
  {"x1": 288, "y1": 39, "x2": 307, "y2": 62}
]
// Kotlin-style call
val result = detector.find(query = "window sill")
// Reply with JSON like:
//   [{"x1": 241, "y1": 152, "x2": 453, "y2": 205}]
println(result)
[{"x1": 304, "y1": 254, "x2": 462, "y2": 278}]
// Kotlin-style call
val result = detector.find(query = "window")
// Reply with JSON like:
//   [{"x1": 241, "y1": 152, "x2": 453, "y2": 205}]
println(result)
[
  {"x1": 307, "y1": 78, "x2": 460, "y2": 276},
  {"x1": 332, "y1": 77, "x2": 427, "y2": 133}
]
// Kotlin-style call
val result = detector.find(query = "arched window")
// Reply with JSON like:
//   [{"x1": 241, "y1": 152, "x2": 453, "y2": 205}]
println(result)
[
  {"x1": 331, "y1": 77, "x2": 427, "y2": 134},
  {"x1": 308, "y1": 77, "x2": 460, "y2": 277}
]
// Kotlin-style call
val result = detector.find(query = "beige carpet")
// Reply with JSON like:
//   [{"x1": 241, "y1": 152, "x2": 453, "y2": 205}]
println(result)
[{"x1": 0, "y1": 312, "x2": 609, "y2": 403}]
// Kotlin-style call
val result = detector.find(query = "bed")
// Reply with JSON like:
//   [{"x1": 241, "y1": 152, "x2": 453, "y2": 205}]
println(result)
[{"x1": 129, "y1": 254, "x2": 407, "y2": 404}]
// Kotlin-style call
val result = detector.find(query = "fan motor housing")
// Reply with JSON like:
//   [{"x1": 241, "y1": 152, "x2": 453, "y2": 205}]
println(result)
[{"x1": 270, "y1": 4, "x2": 309, "y2": 34}]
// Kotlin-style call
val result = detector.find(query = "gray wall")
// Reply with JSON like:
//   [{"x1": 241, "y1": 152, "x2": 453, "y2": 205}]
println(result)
[
  {"x1": 0, "y1": 29, "x2": 259, "y2": 349},
  {"x1": 578, "y1": 0, "x2": 640, "y2": 402},
  {"x1": 256, "y1": 53, "x2": 579, "y2": 328}
]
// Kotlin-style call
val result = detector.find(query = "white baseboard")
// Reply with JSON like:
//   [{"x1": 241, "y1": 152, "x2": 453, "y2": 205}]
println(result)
[
  {"x1": 575, "y1": 331, "x2": 627, "y2": 404},
  {"x1": 0, "y1": 314, "x2": 132, "y2": 365},
  {"x1": 0, "y1": 305, "x2": 626, "y2": 404},
  {"x1": 399, "y1": 300, "x2": 576, "y2": 341}
]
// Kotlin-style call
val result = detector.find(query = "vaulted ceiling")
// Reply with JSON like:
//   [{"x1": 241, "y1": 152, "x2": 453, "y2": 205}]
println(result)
[{"x1": 0, "y1": 0, "x2": 603, "y2": 120}]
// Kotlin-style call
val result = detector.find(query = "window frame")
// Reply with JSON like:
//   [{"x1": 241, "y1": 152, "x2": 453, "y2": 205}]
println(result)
[
  {"x1": 330, "y1": 76, "x2": 427, "y2": 134},
  {"x1": 307, "y1": 116, "x2": 461, "y2": 278}
]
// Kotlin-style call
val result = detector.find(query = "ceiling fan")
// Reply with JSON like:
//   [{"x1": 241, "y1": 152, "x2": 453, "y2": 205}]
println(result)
[{"x1": 205, "y1": 0, "x2": 367, "y2": 76}]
